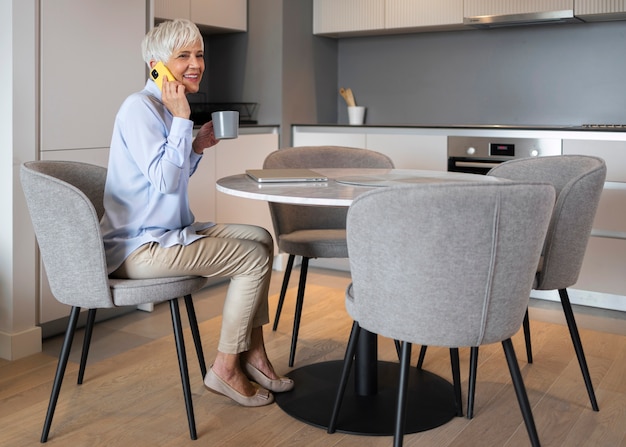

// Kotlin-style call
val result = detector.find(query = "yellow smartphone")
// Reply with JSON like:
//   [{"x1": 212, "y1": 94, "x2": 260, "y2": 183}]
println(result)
[{"x1": 150, "y1": 61, "x2": 175, "y2": 91}]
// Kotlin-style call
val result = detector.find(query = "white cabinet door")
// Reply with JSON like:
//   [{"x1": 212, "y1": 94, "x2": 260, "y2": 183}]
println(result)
[
  {"x1": 292, "y1": 127, "x2": 367, "y2": 148},
  {"x1": 191, "y1": 0, "x2": 247, "y2": 31},
  {"x1": 386, "y1": 0, "x2": 464, "y2": 29},
  {"x1": 313, "y1": 0, "x2": 385, "y2": 35},
  {"x1": 155, "y1": 0, "x2": 247, "y2": 32},
  {"x1": 215, "y1": 133, "x2": 279, "y2": 251},
  {"x1": 154, "y1": 0, "x2": 190, "y2": 20},
  {"x1": 366, "y1": 133, "x2": 447, "y2": 170},
  {"x1": 40, "y1": 0, "x2": 146, "y2": 151},
  {"x1": 575, "y1": 0, "x2": 626, "y2": 21},
  {"x1": 188, "y1": 150, "x2": 217, "y2": 223}
]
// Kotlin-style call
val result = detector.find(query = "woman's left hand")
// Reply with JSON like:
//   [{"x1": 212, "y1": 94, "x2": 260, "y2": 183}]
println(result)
[{"x1": 192, "y1": 121, "x2": 219, "y2": 154}]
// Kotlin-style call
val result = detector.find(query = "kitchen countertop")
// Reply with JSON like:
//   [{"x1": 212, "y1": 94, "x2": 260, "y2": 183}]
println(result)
[{"x1": 294, "y1": 123, "x2": 626, "y2": 132}]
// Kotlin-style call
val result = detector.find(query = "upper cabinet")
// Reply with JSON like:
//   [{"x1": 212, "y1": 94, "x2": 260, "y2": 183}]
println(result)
[
  {"x1": 315, "y1": 0, "x2": 626, "y2": 37},
  {"x1": 155, "y1": 0, "x2": 247, "y2": 32},
  {"x1": 386, "y1": 0, "x2": 464, "y2": 31},
  {"x1": 575, "y1": 0, "x2": 626, "y2": 21},
  {"x1": 314, "y1": 0, "x2": 385, "y2": 36},
  {"x1": 314, "y1": 0, "x2": 464, "y2": 36}
]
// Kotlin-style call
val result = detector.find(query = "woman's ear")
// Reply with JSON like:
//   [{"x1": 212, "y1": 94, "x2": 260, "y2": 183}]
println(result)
[{"x1": 149, "y1": 60, "x2": 157, "y2": 69}]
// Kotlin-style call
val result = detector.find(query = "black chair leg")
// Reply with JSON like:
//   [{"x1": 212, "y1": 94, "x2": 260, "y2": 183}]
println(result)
[
  {"x1": 184, "y1": 294, "x2": 207, "y2": 378},
  {"x1": 169, "y1": 299, "x2": 197, "y2": 440},
  {"x1": 288, "y1": 257, "x2": 309, "y2": 367},
  {"x1": 77, "y1": 308, "x2": 97, "y2": 385},
  {"x1": 273, "y1": 254, "x2": 295, "y2": 331},
  {"x1": 502, "y1": 338, "x2": 541, "y2": 447},
  {"x1": 416, "y1": 345, "x2": 428, "y2": 369},
  {"x1": 523, "y1": 308, "x2": 533, "y2": 363},
  {"x1": 394, "y1": 340, "x2": 402, "y2": 360},
  {"x1": 394, "y1": 341, "x2": 412, "y2": 447},
  {"x1": 467, "y1": 346, "x2": 479, "y2": 419},
  {"x1": 328, "y1": 321, "x2": 361, "y2": 434},
  {"x1": 41, "y1": 306, "x2": 81, "y2": 443},
  {"x1": 559, "y1": 288, "x2": 599, "y2": 411},
  {"x1": 449, "y1": 348, "x2": 463, "y2": 417}
]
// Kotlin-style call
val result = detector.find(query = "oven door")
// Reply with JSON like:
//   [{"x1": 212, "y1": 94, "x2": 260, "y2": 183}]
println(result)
[{"x1": 447, "y1": 157, "x2": 504, "y2": 175}]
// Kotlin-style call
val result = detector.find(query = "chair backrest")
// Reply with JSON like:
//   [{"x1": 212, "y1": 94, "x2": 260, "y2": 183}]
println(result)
[
  {"x1": 263, "y1": 146, "x2": 395, "y2": 235},
  {"x1": 20, "y1": 160, "x2": 114, "y2": 308},
  {"x1": 346, "y1": 181, "x2": 555, "y2": 347},
  {"x1": 488, "y1": 155, "x2": 606, "y2": 291}
]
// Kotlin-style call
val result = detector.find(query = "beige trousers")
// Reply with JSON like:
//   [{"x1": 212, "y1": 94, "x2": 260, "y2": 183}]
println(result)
[{"x1": 113, "y1": 224, "x2": 274, "y2": 354}]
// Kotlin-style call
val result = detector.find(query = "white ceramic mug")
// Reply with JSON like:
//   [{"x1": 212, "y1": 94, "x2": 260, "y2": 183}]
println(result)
[
  {"x1": 212, "y1": 111, "x2": 239, "y2": 139},
  {"x1": 348, "y1": 106, "x2": 366, "y2": 125}
]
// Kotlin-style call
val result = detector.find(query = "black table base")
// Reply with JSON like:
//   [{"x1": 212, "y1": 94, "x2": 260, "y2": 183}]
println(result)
[{"x1": 274, "y1": 360, "x2": 458, "y2": 436}]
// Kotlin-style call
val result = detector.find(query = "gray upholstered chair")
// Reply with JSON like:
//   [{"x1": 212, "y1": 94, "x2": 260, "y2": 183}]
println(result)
[
  {"x1": 328, "y1": 181, "x2": 556, "y2": 447},
  {"x1": 263, "y1": 146, "x2": 394, "y2": 366},
  {"x1": 21, "y1": 161, "x2": 210, "y2": 442},
  {"x1": 417, "y1": 155, "x2": 606, "y2": 419}
]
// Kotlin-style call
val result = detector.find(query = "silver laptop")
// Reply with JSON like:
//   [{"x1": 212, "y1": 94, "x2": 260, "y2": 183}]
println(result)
[{"x1": 246, "y1": 169, "x2": 328, "y2": 183}]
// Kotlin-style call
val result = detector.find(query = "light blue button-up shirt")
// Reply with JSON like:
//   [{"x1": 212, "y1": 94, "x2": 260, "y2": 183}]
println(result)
[{"x1": 101, "y1": 80, "x2": 214, "y2": 274}]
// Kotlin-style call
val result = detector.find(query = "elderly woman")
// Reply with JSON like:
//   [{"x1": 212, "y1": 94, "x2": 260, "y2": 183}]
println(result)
[{"x1": 101, "y1": 19, "x2": 293, "y2": 407}]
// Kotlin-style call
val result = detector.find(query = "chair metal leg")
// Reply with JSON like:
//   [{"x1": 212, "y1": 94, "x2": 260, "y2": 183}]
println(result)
[
  {"x1": 394, "y1": 341, "x2": 412, "y2": 447},
  {"x1": 41, "y1": 306, "x2": 81, "y2": 443},
  {"x1": 328, "y1": 321, "x2": 361, "y2": 434},
  {"x1": 523, "y1": 308, "x2": 533, "y2": 363},
  {"x1": 169, "y1": 299, "x2": 197, "y2": 440},
  {"x1": 394, "y1": 339, "x2": 402, "y2": 360},
  {"x1": 502, "y1": 338, "x2": 541, "y2": 447},
  {"x1": 558, "y1": 288, "x2": 599, "y2": 411},
  {"x1": 184, "y1": 294, "x2": 207, "y2": 378},
  {"x1": 288, "y1": 257, "x2": 309, "y2": 367},
  {"x1": 449, "y1": 348, "x2": 463, "y2": 417},
  {"x1": 467, "y1": 346, "x2": 479, "y2": 419},
  {"x1": 416, "y1": 345, "x2": 428, "y2": 369},
  {"x1": 77, "y1": 308, "x2": 97, "y2": 385},
  {"x1": 273, "y1": 254, "x2": 295, "y2": 331}
]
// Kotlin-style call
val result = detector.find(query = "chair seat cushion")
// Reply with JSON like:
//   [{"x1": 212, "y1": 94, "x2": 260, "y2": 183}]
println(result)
[
  {"x1": 279, "y1": 229, "x2": 348, "y2": 259},
  {"x1": 109, "y1": 276, "x2": 210, "y2": 307}
]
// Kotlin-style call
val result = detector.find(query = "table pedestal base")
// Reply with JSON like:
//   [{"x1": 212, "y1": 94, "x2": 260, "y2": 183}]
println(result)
[{"x1": 274, "y1": 360, "x2": 458, "y2": 436}]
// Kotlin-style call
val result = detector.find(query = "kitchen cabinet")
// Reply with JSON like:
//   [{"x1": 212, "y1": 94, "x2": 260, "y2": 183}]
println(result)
[
  {"x1": 38, "y1": 0, "x2": 147, "y2": 327},
  {"x1": 40, "y1": 0, "x2": 146, "y2": 152},
  {"x1": 386, "y1": 0, "x2": 464, "y2": 31},
  {"x1": 189, "y1": 129, "x2": 280, "y2": 253},
  {"x1": 464, "y1": 0, "x2": 574, "y2": 18},
  {"x1": 576, "y1": 0, "x2": 626, "y2": 21},
  {"x1": 313, "y1": 0, "x2": 385, "y2": 36},
  {"x1": 314, "y1": 0, "x2": 464, "y2": 36},
  {"x1": 155, "y1": 0, "x2": 247, "y2": 32},
  {"x1": 292, "y1": 126, "x2": 447, "y2": 170},
  {"x1": 561, "y1": 138, "x2": 626, "y2": 310}
]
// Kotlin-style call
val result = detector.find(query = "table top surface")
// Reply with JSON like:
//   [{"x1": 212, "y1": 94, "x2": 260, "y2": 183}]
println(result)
[{"x1": 216, "y1": 168, "x2": 501, "y2": 206}]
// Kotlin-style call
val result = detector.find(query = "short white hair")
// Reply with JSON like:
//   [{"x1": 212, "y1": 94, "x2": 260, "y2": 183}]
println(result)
[{"x1": 141, "y1": 19, "x2": 203, "y2": 66}]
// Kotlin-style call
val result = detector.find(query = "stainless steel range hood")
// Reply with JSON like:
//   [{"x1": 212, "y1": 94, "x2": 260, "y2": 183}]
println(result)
[{"x1": 464, "y1": 10, "x2": 582, "y2": 28}]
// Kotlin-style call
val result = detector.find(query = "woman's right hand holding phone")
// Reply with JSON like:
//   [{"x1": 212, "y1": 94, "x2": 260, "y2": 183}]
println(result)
[{"x1": 161, "y1": 76, "x2": 191, "y2": 120}]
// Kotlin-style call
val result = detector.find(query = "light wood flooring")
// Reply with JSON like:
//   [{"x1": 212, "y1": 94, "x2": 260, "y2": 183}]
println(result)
[{"x1": 1, "y1": 267, "x2": 626, "y2": 447}]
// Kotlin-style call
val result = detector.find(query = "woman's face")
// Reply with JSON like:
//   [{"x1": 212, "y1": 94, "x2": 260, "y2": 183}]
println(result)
[{"x1": 165, "y1": 40, "x2": 205, "y2": 94}]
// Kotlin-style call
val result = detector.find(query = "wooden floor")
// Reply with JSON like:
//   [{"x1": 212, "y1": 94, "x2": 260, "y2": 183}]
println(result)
[{"x1": 1, "y1": 267, "x2": 625, "y2": 447}]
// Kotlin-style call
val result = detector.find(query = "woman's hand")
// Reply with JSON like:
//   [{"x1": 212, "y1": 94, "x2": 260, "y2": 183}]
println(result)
[
  {"x1": 192, "y1": 121, "x2": 219, "y2": 154},
  {"x1": 161, "y1": 77, "x2": 191, "y2": 119}
]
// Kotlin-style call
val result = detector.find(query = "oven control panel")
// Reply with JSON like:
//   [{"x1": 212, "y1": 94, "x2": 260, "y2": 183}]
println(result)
[{"x1": 448, "y1": 136, "x2": 562, "y2": 160}]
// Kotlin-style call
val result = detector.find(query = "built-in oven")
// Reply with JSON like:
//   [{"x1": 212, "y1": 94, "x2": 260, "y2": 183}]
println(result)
[{"x1": 448, "y1": 136, "x2": 562, "y2": 174}]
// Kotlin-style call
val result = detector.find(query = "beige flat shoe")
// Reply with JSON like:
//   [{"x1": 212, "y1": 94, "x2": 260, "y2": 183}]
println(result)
[
  {"x1": 204, "y1": 367, "x2": 274, "y2": 407},
  {"x1": 243, "y1": 362, "x2": 295, "y2": 393}
]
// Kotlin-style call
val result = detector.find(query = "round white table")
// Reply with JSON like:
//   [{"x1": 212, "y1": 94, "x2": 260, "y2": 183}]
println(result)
[{"x1": 216, "y1": 168, "x2": 500, "y2": 436}]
